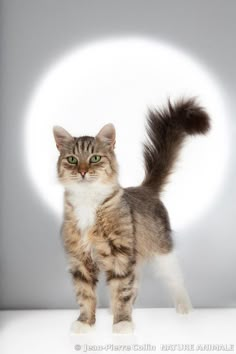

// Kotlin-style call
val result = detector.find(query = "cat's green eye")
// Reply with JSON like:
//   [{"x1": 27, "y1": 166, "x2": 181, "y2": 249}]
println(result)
[
  {"x1": 67, "y1": 156, "x2": 78, "y2": 164},
  {"x1": 90, "y1": 155, "x2": 101, "y2": 163}
]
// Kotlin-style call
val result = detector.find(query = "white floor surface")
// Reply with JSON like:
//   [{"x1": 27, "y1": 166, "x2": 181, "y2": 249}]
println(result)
[{"x1": 0, "y1": 309, "x2": 235, "y2": 354}]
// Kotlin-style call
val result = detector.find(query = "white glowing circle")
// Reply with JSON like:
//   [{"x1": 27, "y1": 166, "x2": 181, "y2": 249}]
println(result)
[{"x1": 25, "y1": 37, "x2": 229, "y2": 231}]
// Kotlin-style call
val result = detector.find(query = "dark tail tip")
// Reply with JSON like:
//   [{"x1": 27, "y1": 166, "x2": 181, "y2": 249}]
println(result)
[{"x1": 169, "y1": 97, "x2": 211, "y2": 135}]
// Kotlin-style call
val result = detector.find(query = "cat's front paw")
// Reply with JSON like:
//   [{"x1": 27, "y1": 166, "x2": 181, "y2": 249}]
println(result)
[
  {"x1": 112, "y1": 321, "x2": 134, "y2": 334},
  {"x1": 71, "y1": 320, "x2": 94, "y2": 334}
]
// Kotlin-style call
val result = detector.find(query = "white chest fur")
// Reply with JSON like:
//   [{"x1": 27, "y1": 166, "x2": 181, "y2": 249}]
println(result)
[{"x1": 66, "y1": 181, "x2": 115, "y2": 234}]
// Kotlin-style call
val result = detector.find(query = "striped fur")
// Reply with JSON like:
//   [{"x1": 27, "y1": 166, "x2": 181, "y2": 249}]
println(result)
[{"x1": 53, "y1": 98, "x2": 210, "y2": 332}]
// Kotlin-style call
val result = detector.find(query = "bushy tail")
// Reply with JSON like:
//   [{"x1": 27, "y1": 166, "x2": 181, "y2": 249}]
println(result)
[{"x1": 142, "y1": 98, "x2": 210, "y2": 194}]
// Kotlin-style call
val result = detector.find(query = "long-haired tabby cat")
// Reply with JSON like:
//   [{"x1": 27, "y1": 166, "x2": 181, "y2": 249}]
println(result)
[{"x1": 53, "y1": 98, "x2": 210, "y2": 334}]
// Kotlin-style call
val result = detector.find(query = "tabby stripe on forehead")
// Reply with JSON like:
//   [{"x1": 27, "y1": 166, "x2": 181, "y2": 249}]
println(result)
[
  {"x1": 74, "y1": 140, "x2": 79, "y2": 154},
  {"x1": 77, "y1": 139, "x2": 81, "y2": 153},
  {"x1": 73, "y1": 141, "x2": 77, "y2": 154},
  {"x1": 86, "y1": 140, "x2": 91, "y2": 152},
  {"x1": 73, "y1": 138, "x2": 78, "y2": 154},
  {"x1": 80, "y1": 139, "x2": 84, "y2": 152},
  {"x1": 81, "y1": 139, "x2": 85, "y2": 151}
]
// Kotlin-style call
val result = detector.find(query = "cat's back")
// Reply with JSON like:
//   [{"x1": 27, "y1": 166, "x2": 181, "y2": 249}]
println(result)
[
  {"x1": 123, "y1": 186, "x2": 173, "y2": 257},
  {"x1": 123, "y1": 186, "x2": 168, "y2": 220}
]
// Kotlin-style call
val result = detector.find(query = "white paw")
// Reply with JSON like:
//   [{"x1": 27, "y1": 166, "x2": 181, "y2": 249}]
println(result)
[
  {"x1": 175, "y1": 296, "x2": 193, "y2": 314},
  {"x1": 112, "y1": 321, "x2": 134, "y2": 334},
  {"x1": 71, "y1": 320, "x2": 94, "y2": 334}
]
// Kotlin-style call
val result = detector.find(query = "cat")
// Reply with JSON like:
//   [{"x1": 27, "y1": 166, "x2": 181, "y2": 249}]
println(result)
[{"x1": 53, "y1": 98, "x2": 210, "y2": 334}]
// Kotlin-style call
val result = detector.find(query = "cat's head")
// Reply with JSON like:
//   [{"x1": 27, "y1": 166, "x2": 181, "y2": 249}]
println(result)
[{"x1": 53, "y1": 124, "x2": 118, "y2": 187}]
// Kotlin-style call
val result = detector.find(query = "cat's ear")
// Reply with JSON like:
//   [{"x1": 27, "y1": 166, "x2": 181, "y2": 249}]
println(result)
[
  {"x1": 96, "y1": 123, "x2": 116, "y2": 149},
  {"x1": 53, "y1": 126, "x2": 73, "y2": 151}
]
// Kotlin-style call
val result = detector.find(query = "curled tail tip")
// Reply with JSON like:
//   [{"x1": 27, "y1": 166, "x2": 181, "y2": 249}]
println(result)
[
  {"x1": 142, "y1": 97, "x2": 211, "y2": 192},
  {"x1": 169, "y1": 97, "x2": 211, "y2": 135}
]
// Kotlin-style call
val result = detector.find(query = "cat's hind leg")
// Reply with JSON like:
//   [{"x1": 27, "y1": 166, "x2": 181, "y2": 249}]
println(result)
[{"x1": 152, "y1": 250, "x2": 192, "y2": 314}]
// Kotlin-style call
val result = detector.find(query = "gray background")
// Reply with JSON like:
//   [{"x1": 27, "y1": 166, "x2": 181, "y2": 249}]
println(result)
[{"x1": 0, "y1": 0, "x2": 236, "y2": 309}]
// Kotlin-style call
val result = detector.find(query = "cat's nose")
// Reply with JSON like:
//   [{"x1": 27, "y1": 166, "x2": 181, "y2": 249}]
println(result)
[{"x1": 80, "y1": 171, "x2": 87, "y2": 178}]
